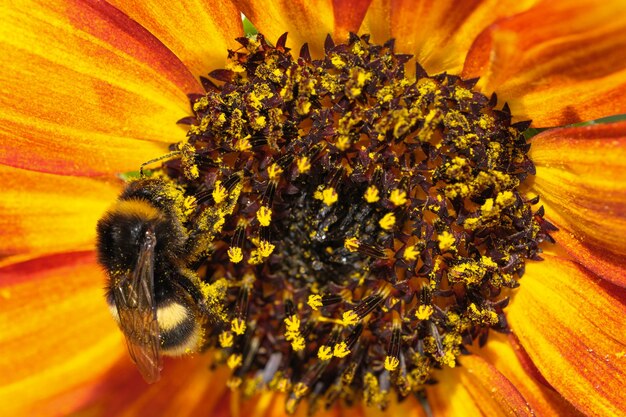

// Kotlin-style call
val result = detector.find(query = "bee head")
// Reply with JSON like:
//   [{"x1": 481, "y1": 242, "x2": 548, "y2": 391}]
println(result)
[
  {"x1": 96, "y1": 199, "x2": 164, "y2": 273},
  {"x1": 96, "y1": 179, "x2": 187, "y2": 276}
]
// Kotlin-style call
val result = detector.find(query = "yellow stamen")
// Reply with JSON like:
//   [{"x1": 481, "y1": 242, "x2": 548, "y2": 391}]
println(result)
[
  {"x1": 384, "y1": 355, "x2": 399, "y2": 371},
  {"x1": 212, "y1": 181, "x2": 228, "y2": 204},
  {"x1": 317, "y1": 345, "x2": 333, "y2": 361},
  {"x1": 231, "y1": 318, "x2": 246, "y2": 335},
  {"x1": 403, "y1": 245, "x2": 419, "y2": 261},
  {"x1": 228, "y1": 247, "x2": 243, "y2": 263},
  {"x1": 321, "y1": 187, "x2": 338, "y2": 206},
  {"x1": 379, "y1": 212, "x2": 396, "y2": 231},
  {"x1": 415, "y1": 305, "x2": 434, "y2": 321},
  {"x1": 389, "y1": 189, "x2": 407, "y2": 206},
  {"x1": 364, "y1": 185, "x2": 380, "y2": 203},
  {"x1": 342, "y1": 310, "x2": 359, "y2": 326},
  {"x1": 256, "y1": 206, "x2": 272, "y2": 226},
  {"x1": 333, "y1": 342, "x2": 350, "y2": 358},
  {"x1": 344, "y1": 237, "x2": 360, "y2": 252},
  {"x1": 307, "y1": 294, "x2": 323, "y2": 310}
]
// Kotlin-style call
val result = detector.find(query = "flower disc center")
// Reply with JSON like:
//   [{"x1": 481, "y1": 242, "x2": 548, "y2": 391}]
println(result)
[{"x1": 159, "y1": 33, "x2": 553, "y2": 412}]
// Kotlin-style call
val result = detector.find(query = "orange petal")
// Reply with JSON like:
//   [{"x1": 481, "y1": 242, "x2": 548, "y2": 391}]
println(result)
[
  {"x1": 0, "y1": 165, "x2": 121, "y2": 264},
  {"x1": 0, "y1": 252, "x2": 125, "y2": 416},
  {"x1": 0, "y1": 0, "x2": 201, "y2": 176},
  {"x1": 426, "y1": 355, "x2": 534, "y2": 417},
  {"x1": 99, "y1": 357, "x2": 231, "y2": 417},
  {"x1": 463, "y1": 0, "x2": 626, "y2": 126},
  {"x1": 507, "y1": 254, "x2": 626, "y2": 417},
  {"x1": 233, "y1": 0, "x2": 372, "y2": 59},
  {"x1": 529, "y1": 122, "x2": 626, "y2": 287},
  {"x1": 362, "y1": 0, "x2": 539, "y2": 75},
  {"x1": 106, "y1": 0, "x2": 243, "y2": 79},
  {"x1": 474, "y1": 332, "x2": 585, "y2": 416}
]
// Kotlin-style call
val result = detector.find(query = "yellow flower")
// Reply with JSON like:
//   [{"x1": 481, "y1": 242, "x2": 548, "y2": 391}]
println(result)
[{"x1": 1, "y1": 1, "x2": 626, "y2": 417}]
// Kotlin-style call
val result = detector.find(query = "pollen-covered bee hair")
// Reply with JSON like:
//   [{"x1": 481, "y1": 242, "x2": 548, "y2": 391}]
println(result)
[{"x1": 96, "y1": 178, "x2": 208, "y2": 383}]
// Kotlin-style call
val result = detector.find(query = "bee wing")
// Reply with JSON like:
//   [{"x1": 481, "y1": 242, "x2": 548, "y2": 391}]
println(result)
[{"x1": 113, "y1": 229, "x2": 163, "y2": 383}]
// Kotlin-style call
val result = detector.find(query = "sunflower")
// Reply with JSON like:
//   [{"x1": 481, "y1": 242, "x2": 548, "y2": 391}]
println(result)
[{"x1": 1, "y1": 0, "x2": 625, "y2": 416}]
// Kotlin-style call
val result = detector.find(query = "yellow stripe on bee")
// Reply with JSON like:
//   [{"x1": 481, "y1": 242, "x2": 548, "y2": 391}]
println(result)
[
  {"x1": 110, "y1": 199, "x2": 161, "y2": 221},
  {"x1": 157, "y1": 303, "x2": 189, "y2": 331}
]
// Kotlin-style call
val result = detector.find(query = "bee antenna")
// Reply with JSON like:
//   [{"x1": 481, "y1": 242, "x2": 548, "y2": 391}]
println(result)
[{"x1": 140, "y1": 151, "x2": 182, "y2": 178}]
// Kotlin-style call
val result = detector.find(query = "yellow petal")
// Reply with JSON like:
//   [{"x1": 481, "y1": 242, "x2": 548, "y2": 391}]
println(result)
[
  {"x1": 362, "y1": 0, "x2": 539, "y2": 75},
  {"x1": 426, "y1": 354, "x2": 533, "y2": 417},
  {"x1": 0, "y1": 0, "x2": 201, "y2": 176},
  {"x1": 0, "y1": 252, "x2": 124, "y2": 416},
  {"x1": 507, "y1": 254, "x2": 626, "y2": 417},
  {"x1": 0, "y1": 165, "x2": 120, "y2": 265},
  {"x1": 234, "y1": 0, "x2": 372, "y2": 59},
  {"x1": 107, "y1": 0, "x2": 243, "y2": 79},
  {"x1": 530, "y1": 122, "x2": 626, "y2": 286},
  {"x1": 463, "y1": 0, "x2": 626, "y2": 126},
  {"x1": 475, "y1": 332, "x2": 585, "y2": 416}
]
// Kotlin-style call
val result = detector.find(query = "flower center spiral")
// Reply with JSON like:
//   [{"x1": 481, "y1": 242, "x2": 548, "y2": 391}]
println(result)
[{"x1": 159, "y1": 33, "x2": 553, "y2": 412}]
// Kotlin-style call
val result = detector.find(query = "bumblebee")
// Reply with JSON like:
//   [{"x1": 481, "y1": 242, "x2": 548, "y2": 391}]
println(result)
[{"x1": 96, "y1": 178, "x2": 206, "y2": 383}]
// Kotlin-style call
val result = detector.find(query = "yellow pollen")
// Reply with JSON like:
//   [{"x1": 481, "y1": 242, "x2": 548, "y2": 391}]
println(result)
[
  {"x1": 384, "y1": 356, "x2": 399, "y2": 371},
  {"x1": 231, "y1": 318, "x2": 246, "y2": 335},
  {"x1": 481, "y1": 198, "x2": 495, "y2": 215},
  {"x1": 336, "y1": 135, "x2": 351, "y2": 151},
  {"x1": 256, "y1": 206, "x2": 272, "y2": 226},
  {"x1": 331, "y1": 55, "x2": 346, "y2": 68},
  {"x1": 496, "y1": 190, "x2": 516, "y2": 206},
  {"x1": 344, "y1": 237, "x2": 360, "y2": 252},
  {"x1": 291, "y1": 336, "x2": 306, "y2": 351},
  {"x1": 389, "y1": 189, "x2": 408, "y2": 206},
  {"x1": 212, "y1": 181, "x2": 228, "y2": 204},
  {"x1": 253, "y1": 115, "x2": 267, "y2": 128},
  {"x1": 364, "y1": 185, "x2": 380, "y2": 203},
  {"x1": 403, "y1": 245, "x2": 420, "y2": 261},
  {"x1": 219, "y1": 331, "x2": 234, "y2": 348},
  {"x1": 321, "y1": 187, "x2": 339, "y2": 206},
  {"x1": 296, "y1": 156, "x2": 311, "y2": 174},
  {"x1": 257, "y1": 240, "x2": 275, "y2": 257},
  {"x1": 317, "y1": 345, "x2": 333, "y2": 361},
  {"x1": 227, "y1": 247, "x2": 243, "y2": 263},
  {"x1": 415, "y1": 305, "x2": 434, "y2": 320},
  {"x1": 481, "y1": 256, "x2": 498, "y2": 268},
  {"x1": 284, "y1": 315, "x2": 301, "y2": 333},
  {"x1": 379, "y1": 212, "x2": 396, "y2": 231},
  {"x1": 333, "y1": 342, "x2": 351, "y2": 358},
  {"x1": 307, "y1": 294, "x2": 323, "y2": 310},
  {"x1": 438, "y1": 231, "x2": 456, "y2": 251},
  {"x1": 227, "y1": 353, "x2": 243, "y2": 369},
  {"x1": 342, "y1": 310, "x2": 359, "y2": 326},
  {"x1": 268, "y1": 163, "x2": 283, "y2": 181},
  {"x1": 235, "y1": 136, "x2": 252, "y2": 151}
]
